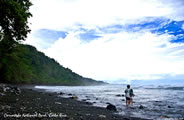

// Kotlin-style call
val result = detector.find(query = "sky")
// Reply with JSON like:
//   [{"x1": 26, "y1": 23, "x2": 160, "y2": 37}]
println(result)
[{"x1": 26, "y1": 0, "x2": 184, "y2": 83}]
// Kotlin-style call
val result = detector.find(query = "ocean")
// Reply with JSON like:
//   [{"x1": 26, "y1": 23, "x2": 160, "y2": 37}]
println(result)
[{"x1": 35, "y1": 84, "x2": 184, "y2": 120}]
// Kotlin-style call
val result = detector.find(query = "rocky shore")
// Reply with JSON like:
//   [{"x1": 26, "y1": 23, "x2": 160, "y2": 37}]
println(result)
[{"x1": 0, "y1": 84, "x2": 151, "y2": 120}]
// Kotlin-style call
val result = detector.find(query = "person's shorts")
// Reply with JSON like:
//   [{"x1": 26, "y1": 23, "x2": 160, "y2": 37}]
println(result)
[{"x1": 126, "y1": 97, "x2": 131, "y2": 100}]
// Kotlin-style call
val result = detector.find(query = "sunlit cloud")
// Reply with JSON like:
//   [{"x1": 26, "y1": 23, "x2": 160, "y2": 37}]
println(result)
[
  {"x1": 28, "y1": 0, "x2": 184, "y2": 30},
  {"x1": 42, "y1": 30, "x2": 184, "y2": 81},
  {"x1": 26, "y1": 0, "x2": 184, "y2": 82}
]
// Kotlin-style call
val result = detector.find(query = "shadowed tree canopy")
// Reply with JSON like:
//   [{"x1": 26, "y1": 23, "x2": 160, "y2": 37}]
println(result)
[{"x1": 0, "y1": 0, "x2": 32, "y2": 53}]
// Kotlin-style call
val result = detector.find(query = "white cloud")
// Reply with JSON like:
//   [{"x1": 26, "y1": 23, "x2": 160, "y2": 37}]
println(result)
[
  {"x1": 42, "y1": 31, "x2": 184, "y2": 81},
  {"x1": 28, "y1": 0, "x2": 183, "y2": 31},
  {"x1": 26, "y1": 0, "x2": 184, "y2": 82},
  {"x1": 182, "y1": 24, "x2": 184, "y2": 30}
]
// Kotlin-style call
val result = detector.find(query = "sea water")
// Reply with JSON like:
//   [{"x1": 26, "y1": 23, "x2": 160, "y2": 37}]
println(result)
[{"x1": 35, "y1": 84, "x2": 184, "y2": 120}]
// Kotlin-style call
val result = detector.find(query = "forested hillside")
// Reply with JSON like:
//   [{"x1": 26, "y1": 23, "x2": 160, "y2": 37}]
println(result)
[
  {"x1": 0, "y1": 44, "x2": 105, "y2": 85},
  {"x1": 0, "y1": 1, "x2": 104, "y2": 85}
]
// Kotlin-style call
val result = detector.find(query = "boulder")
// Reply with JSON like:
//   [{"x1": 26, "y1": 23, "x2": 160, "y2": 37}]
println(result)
[
  {"x1": 168, "y1": 106, "x2": 172, "y2": 108},
  {"x1": 139, "y1": 105, "x2": 144, "y2": 109},
  {"x1": 106, "y1": 104, "x2": 117, "y2": 111},
  {"x1": 59, "y1": 92, "x2": 64, "y2": 95}
]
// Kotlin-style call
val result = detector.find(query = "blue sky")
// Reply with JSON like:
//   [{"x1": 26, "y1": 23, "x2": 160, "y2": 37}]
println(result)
[
  {"x1": 32, "y1": 19, "x2": 184, "y2": 48},
  {"x1": 26, "y1": 0, "x2": 184, "y2": 83},
  {"x1": 33, "y1": 29, "x2": 68, "y2": 49}
]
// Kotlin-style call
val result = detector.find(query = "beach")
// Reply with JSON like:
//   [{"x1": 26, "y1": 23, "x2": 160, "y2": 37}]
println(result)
[
  {"x1": 34, "y1": 84, "x2": 184, "y2": 120},
  {"x1": 0, "y1": 84, "x2": 150, "y2": 120}
]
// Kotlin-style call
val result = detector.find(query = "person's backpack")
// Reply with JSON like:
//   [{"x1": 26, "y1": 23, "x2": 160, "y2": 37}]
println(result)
[{"x1": 129, "y1": 89, "x2": 134, "y2": 97}]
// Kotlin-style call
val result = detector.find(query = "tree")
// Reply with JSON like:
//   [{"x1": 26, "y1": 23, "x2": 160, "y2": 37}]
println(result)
[
  {"x1": 0, "y1": 0, "x2": 32, "y2": 53},
  {"x1": 0, "y1": 0, "x2": 32, "y2": 82}
]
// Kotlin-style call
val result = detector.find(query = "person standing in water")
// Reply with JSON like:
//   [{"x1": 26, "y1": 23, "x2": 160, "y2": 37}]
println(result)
[{"x1": 125, "y1": 85, "x2": 135, "y2": 107}]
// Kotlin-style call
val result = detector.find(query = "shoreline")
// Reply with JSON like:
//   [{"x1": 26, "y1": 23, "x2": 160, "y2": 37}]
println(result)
[{"x1": 0, "y1": 84, "x2": 151, "y2": 120}]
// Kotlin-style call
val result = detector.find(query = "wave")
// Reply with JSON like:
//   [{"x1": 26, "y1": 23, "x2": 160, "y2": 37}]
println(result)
[
  {"x1": 165, "y1": 87, "x2": 184, "y2": 90},
  {"x1": 145, "y1": 86, "x2": 184, "y2": 90}
]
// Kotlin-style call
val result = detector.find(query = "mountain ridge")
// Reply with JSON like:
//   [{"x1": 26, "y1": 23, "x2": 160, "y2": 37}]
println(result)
[{"x1": 0, "y1": 44, "x2": 105, "y2": 85}]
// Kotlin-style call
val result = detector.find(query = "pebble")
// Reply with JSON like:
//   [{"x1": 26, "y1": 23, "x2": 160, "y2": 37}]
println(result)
[
  {"x1": 81, "y1": 99, "x2": 87, "y2": 102},
  {"x1": 99, "y1": 115, "x2": 106, "y2": 118},
  {"x1": 106, "y1": 102, "x2": 111, "y2": 105},
  {"x1": 116, "y1": 94, "x2": 125, "y2": 97},
  {"x1": 86, "y1": 114, "x2": 91, "y2": 116},
  {"x1": 55, "y1": 102, "x2": 62, "y2": 105},
  {"x1": 124, "y1": 118, "x2": 130, "y2": 120},
  {"x1": 1, "y1": 105, "x2": 11, "y2": 110},
  {"x1": 70, "y1": 96, "x2": 78, "y2": 100},
  {"x1": 161, "y1": 115, "x2": 170, "y2": 118},
  {"x1": 59, "y1": 113, "x2": 68, "y2": 118},
  {"x1": 85, "y1": 102, "x2": 93, "y2": 105},
  {"x1": 13, "y1": 87, "x2": 21, "y2": 94},
  {"x1": 1, "y1": 85, "x2": 21, "y2": 95},
  {"x1": 0, "y1": 93, "x2": 5, "y2": 96}
]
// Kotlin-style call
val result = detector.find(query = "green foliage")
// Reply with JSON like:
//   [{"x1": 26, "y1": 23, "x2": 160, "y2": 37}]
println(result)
[
  {"x1": 0, "y1": 0, "x2": 32, "y2": 53},
  {"x1": 0, "y1": 0, "x2": 104, "y2": 85},
  {"x1": 0, "y1": 44, "x2": 105, "y2": 85}
]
